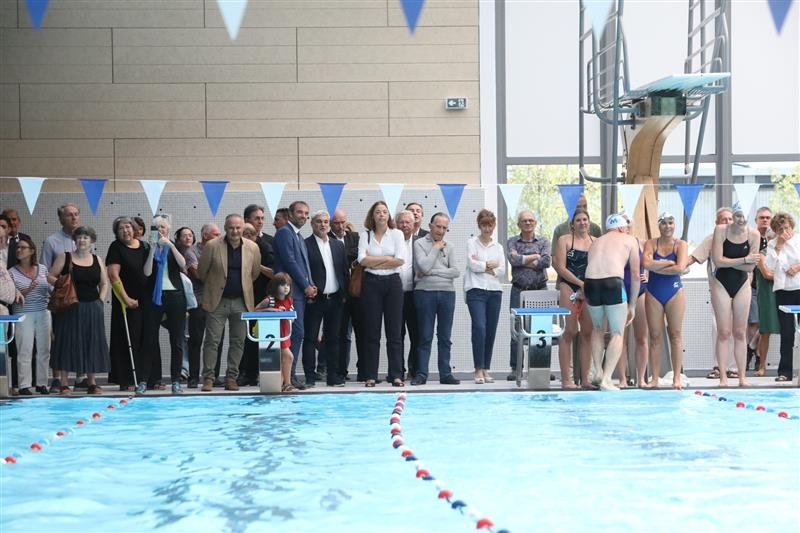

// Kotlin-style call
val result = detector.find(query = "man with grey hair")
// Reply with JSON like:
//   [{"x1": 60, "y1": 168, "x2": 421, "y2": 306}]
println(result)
[
  {"x1": 506, "y1": 209, "x2": 551, "y2": 379},
  {"x1": 396, "y1": 209, "x2": 421, "y2": 380},
  {"x1": 303, "y1": 210, "x2": 348, "y2": 386},
  {"x1": 42, "y1": 203, "x2": 81, "y2": 269}
]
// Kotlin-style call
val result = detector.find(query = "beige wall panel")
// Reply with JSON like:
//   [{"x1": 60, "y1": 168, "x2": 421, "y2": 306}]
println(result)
[
  {"x1": 300, "y1": 136, "x2": 479, "y2": 185},
  {"x1": 391, "y1": 117, "x2": 478, "y2": 136},
  {"x1": 113, "y1": 28, "x2": 296, "y2": 83},
  {"x1": 18, "y1": 0, "x2": 204, "y2": 29},
  {"x1": 299, "y1": 44, "x2": 475, "y2": 64},
  {"x1": 389, "y1": 80, "x2": 478, "y2": 100},
  {"x1": 115, "y1": 138, "x2": 297, "y2": 181},
  {"x1": 388, "y1": 0, "x2": 478, "y2": 27},
  {"x1": 0, "y1": 29, "x2": 111, "y2": 83},
  {"x1": 298, "y1": 26, "x2": 477, "y2": 46},
  {"x1": 205, "y1": 0, "x2": 387, "y2": 28},
  {"x1": 0, "y1": 0, "x2": 16, "y2": 28},
  {"x1": 300, "y1": 63, "x2": 477, "y2": 82},
  {"x1": 0, "y1": 84, "x2": 19, "y2": 138},
  {"x1": 20, "y1": 84, "x2": 205, "y2": 139},
  {"x1": 207, "y1": 82, "x2": 388, "y2": 137},
  {"x1": 0, "y1": 139, "x2": 113, "y2": 178}
]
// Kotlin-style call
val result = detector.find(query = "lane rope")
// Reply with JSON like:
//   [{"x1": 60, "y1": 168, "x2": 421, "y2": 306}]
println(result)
[
  {"x1": 692, "y1": 390, "x2": 799, "y2": 420},
  {"x1": 389, "y1": 393, "x2": 510, "y2": 533},
  {"x1": 1, "y1": 396, "x2": 136, "y2": 465}
]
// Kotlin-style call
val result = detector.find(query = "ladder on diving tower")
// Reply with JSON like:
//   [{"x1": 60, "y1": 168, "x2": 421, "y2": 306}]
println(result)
[{"x1": 578, "y1": 0, "x2": 730, "y2": 240}]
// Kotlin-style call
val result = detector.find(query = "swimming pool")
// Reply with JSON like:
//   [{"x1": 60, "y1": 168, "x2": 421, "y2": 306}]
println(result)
[{"x1": 1, "y1": 390, "x2": 798, "y2": 532}]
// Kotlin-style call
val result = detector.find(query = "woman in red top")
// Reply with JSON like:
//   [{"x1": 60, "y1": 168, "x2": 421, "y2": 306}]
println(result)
[{"x1": 257, "y1": 273, "x2": 297, "y2": 392}]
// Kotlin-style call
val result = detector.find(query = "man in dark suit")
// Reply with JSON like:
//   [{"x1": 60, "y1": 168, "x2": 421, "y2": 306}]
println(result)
[
  {"x1": 239, "y1": 204, "x2": 275, "y2": 386},
  {"x1": 272, "y1": 200, "x2": 316, "y2": 389},
  {"x1": 303, "y1": 210, "x2": 349, "y2": 387},
  {"x1": 395, "y1": 209, "x2": 421, "y2": 380},
  {"x1": 406, "y1": 202, "x2": 429, "y2": 238},
  {"x1": 1, "y1": 209, "x2": 31, "y2": 269}
]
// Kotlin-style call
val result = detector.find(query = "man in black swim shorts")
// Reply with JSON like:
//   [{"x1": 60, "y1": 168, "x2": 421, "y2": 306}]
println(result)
[{"x1": 583, "y1": 214, "x2": 641, "y2": 391}]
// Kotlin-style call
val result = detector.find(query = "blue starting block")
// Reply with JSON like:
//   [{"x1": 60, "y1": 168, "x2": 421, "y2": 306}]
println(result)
[
  {"x1": 0, "y1": 314, "x2": 26, "y2": 398},
  {"x1": 241, "y1": 311, "x2": 296, "y2": 393},
  {"x1": 510, "y1": 307, "x2": 570, "y2": 389},
  {"x1": 778, "y1": 305, "x2": 800, "y2": 386}
]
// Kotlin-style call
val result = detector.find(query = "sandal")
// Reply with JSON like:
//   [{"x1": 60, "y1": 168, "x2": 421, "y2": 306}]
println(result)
[
  {"x1": 726, "y1": 369, "x2": 739, "y2": 379},
  {"x1": 392, "y1": 379, "x2": 404, "y2": 387},
  {"x1": 754, "y1": 368, "x2": 766, "y2": 377},
  {"x1": 775, "y1": 375, "x2": 789, "y2": 382},
  {"x1": 281, "y1": 384, "x2": 299, "y2": 392},
  {"x1": 87, "y1": 384, "x2": 103, "y2": 395},
  {"x1": 59, "y1": 386, "x2": 72, "y2": 395},
  {"x1": 706, "y1": 367, "x2": 721, "y2": 379},
  {"x1": 365, "y1": 380, "x2": 376, "y2": 388}
]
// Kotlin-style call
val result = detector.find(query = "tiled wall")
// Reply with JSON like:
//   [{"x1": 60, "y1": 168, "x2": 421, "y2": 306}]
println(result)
[{"x1": 0, "y1": 0, "x2": 480, "y2": 189}]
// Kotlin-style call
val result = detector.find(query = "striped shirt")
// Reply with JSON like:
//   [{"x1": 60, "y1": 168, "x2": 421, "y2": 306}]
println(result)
[{"x1": 9, "y1": 264, "x2": 51, "y2": 313}]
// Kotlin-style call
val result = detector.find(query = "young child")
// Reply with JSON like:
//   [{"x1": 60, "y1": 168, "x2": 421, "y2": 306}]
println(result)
[{"x1": 256, "y1": 273, "x2": 297, "y2": 392}]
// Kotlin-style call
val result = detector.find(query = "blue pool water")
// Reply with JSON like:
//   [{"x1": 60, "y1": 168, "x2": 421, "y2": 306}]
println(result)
[{"x1": 1, "y1": 390, "x2": 799, "y2": 532}]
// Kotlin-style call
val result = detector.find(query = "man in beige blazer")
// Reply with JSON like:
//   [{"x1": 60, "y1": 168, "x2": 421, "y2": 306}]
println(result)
[{"x1": 197, "y1": 214, "x2": 261, "y2": 391}]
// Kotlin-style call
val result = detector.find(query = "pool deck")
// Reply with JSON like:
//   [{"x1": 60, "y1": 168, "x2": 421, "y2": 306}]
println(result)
[{"x1": 6, "y1": 372, "x2": 797, "y2": 398}]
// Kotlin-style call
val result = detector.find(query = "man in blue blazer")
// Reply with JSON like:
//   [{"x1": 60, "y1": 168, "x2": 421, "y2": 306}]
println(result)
[
  {"x1": 272, "y1": 200, "x2": 317, "y2": 388},
  {"x1": 303, "y1": 211, "x2": 349, "y2": 387}
]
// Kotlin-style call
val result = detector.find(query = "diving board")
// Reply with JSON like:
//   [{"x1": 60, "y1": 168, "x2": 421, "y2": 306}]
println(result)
[{"x1": 622, "y1": 73, "x2": 730, "y2": 101}]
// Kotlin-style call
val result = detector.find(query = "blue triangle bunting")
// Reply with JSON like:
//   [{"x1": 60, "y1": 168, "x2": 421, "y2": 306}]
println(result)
[
  {"x1": 498, "y1": 184, "x2": 525, "y2": 220},
  {"x1": 319, "y1": 183, "x2": 346, "y2": 215},
  {"x1": 217, "y1": 0, "x2": 248, "y2": 41},
  {"x1": 200, "y1": 181, "x2": 228, "y2": 217},
  {"x1": 25, "y1": 0, "x2": 50, "y2": 30},
  {"x1": 79, "y1": 178, "x2": 107, "y2": 215},
  {"x1": 140, "y1": 180, "x2": 167, "y2": 215},
  {"x1": 400, "y1": 0, "x2": 425, "y2": 33},
  {"x1": 558, "y1": 184, "x2": 585, "y2": 219},
  {"x1": 260, "y1": 182, "x2": 286, "y2": 217},
  {"x1": 438, "y1": 184, "x2": 465, "y2": 220},
  {"x1": 794, "y1": 182, "x2": 800, "y2": 199},
  {"x1": 587, "y1": 0, "x2": 613, "y2": 43},
  {"x1": 17, "y1": 177, "x2": 46, "y2": 214},
  {"x1": 380, "y1": 183, "x2": 405, "y2": 214},
  {"x1": 675, "y1": 184, "x2": 704, "y2": 223},
  {"x1": 768, "y1": 0, "x2": 794, "y2": 33}
]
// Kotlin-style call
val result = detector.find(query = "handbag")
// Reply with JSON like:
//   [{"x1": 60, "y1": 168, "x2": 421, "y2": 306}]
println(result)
[
  {"x1": 348, "y1": 231, "x2": 369, "y2": 298},
  {"x1": 48, "y1": 253, "x2": 79, "y2": 313},
  {"x1": 180, "y1": 272, "x2": 198, "y2": 310}
]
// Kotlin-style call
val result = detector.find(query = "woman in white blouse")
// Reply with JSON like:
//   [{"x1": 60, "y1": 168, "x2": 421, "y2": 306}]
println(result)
[
  {"x1": 465, "y1": 209, "x2": 506, "y2": 384},
  {"x1": 765, "y1": 212, "x2": 800, "y2": 382},
  {"x1": 357, "y1": 201, "x2": 406, "y2": 387}
]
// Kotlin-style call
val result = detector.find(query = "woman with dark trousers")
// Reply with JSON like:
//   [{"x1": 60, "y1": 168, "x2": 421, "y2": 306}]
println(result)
[
  {"x1": 106, "y1": 217, "x2": 149, "y2": 391},
  {"x1": 140, "y1": 215, "x2": 187, "y2": 395},
  {"x1": 765, "y1": 212, "x2": 800, "y2": 382},
  {"x1": 357, "y1": 201, "x2": 406, "y2": 387}
]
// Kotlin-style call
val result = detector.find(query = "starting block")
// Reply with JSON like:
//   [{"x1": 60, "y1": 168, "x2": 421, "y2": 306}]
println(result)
[
  {"x1": 778, "y1": 305, "x2": 800, "y2": 387},
  {"x1": 241, "y1": 311, "x2": 296, "y2": 393},
  {"x1": 0, "y1": 314, "x2": 26, "y2": 398},
  {"x1": 510, "y1": 307, "x2": 570, "y2": 390}
]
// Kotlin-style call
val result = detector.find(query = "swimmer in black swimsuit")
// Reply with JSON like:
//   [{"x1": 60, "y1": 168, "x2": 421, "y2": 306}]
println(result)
[
  {"x1": 710, "y1": 203, "x2": 761, "y2": 387},
  {"x1": 553, "y1": 208, "x2": 595, "y2": 389}
]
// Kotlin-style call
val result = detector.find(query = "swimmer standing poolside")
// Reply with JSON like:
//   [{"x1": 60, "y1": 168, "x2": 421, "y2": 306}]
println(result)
[{"x1": 584, "y1": 214, "x2": 641, "y2": 391}]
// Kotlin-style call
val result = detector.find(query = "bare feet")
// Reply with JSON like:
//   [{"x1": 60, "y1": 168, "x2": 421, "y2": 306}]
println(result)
[
  {"x1": 739, "y1": 380, "x2": 753, "y2": 387},
  {"x1": 719, "y1": 378, "x2": 729, "y2": 388},
  {"x1": 581, "y1": 382, "x2": 599, "y2": 391},
  {"x1": 599, "y1": 379, "x2": 619, "y2": 391},
  {"x1": 618, "y1": 380, "x2": 629, "y2": 389},
  {"x1": 641, "y1": 380, "x2": 658, "y2": 389},
  {"x1": 672, "y1": 380, "x2": 683, "y2": 390},
  {"x1": 561, "y1": 381, "x2": 578, "y2": 390}
]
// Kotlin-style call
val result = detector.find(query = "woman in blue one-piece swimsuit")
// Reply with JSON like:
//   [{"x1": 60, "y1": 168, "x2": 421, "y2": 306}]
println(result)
[{"x1": 643, "y1": 212, "x2": 688, "y2": 389}]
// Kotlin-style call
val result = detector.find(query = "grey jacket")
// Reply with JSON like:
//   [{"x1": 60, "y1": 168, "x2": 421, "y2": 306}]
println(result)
[{"x1": 413, "y1": 235, "x2": 460, "y2": 291}]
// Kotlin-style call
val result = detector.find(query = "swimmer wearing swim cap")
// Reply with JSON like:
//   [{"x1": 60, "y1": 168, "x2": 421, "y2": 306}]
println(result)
[{"x1": 606, "y1": 213, "x2": 627, "y2": 230}]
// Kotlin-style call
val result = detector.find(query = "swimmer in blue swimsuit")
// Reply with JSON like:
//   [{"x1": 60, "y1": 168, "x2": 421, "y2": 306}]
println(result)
[{"x1": 642, "y1": 212, "x2": 688, "y2": 389}]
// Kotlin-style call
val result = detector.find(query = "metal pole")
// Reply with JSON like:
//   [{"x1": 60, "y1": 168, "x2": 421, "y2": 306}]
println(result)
[{"x1": 715, "y1": 0, "x2": 732, "y2": 208}]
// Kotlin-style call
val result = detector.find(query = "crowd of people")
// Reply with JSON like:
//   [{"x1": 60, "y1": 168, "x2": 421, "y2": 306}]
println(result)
[{"x1": 0, "y1": 195, "x2": 797, "y2": 395}]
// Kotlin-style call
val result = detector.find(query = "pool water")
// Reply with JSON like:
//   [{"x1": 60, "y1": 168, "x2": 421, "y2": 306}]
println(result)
[{"x1": 1, "y1": 390, "x2": 799, "y2": 532}]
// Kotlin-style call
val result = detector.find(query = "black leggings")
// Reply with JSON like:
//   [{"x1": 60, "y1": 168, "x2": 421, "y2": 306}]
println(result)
[
  {"x1": 142, "y1": 291, "x2": 186, "y2": 384},
  {"x1": 775, "y1": 289, "x2": 799, "y2": 379}
]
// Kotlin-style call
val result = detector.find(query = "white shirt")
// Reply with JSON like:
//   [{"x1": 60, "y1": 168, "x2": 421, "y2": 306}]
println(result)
[
  {"x1": 765, "y1": 234, "x2": 800, "y2": 292},
  {"x1": 314, "y1": 235, "x2": 339, "y2": 294},
  {"x1": 464, "y1": 237, "x2": 506, "y2": 292},
  {"x1": 399, "y1": 236, "x2": 414, "y2": 292},
  {"x1": 357, "y1": 228, "x2": 405, "y2": 275}
]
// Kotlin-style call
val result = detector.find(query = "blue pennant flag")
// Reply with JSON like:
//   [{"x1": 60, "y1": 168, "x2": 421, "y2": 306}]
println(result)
[
  {"x1": 794, "y1": 182, "x2": 800, "y2": 199},
  {"x1": 25, "y1": 0, "x2": 50, "y2": 30},
  {"x1": 558, "y1": 184, "x2": 585, "y2": 219},
  {"x1": 400, "y1": 0, "x2": 425, "y2": 33},
  {"x1": 260, "y1": 182, "x2": 286, "y2": 217},
  {"x1": 319, "y1": 183, "x2": 346, "y2": 215},
  {"x1": 587, "y1": 0, "x2": 613, "y2": 43},
  {"x1": 217, "y1": 0, "x2": 248, "y2": 41},
  {"x1": 498, "y1": 184, "x2": 525, "y2": 220},
  {"x1": 79, "y1": 178, "x2": 107, "y2": 215},
  {"x1": 438, "y1": 184, "x2": 465, "y2": 220},
  {"x1": 141, "y1": 180, "x2": 167, "y2": 215},
  {"x1": 675, "y1": 184, "x2": 703, "y2": 223},
  {"x1": 768, "y1": 0, "x2": 794, "y2": 33},
  {"x1": 201, "y1": 181, "x2": 228, "y2": 217},
  {"x1": 17, "y1": 177, "x2": 46, "y2": 214},
  {"x1": 380, "y1": 183, "x2": 405, "y2": 214}
]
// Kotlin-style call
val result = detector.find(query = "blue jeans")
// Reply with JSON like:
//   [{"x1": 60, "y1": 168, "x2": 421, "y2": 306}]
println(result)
[
  {"x1": 466, "y1": 289, "x2": 502, "y2": 369},
  {"x1": 414, "y1": 290, "x2": 455, "y2": 380}
]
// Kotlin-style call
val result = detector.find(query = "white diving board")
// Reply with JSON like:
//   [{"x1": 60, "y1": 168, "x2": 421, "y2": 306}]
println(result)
[{"x1": 624, "y1": 73, "x2": 730, "y2": 100}]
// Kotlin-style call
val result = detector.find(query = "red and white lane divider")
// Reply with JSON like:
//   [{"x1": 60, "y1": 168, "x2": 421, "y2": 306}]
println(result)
[
  {"x1": 389, "y1": 393, "x2": 509, "y2": 533},
  {"x1": 692, "y1": 390, "x2": 799, "y2": 420},
  {"x1": 1, "y1": 396, "x2": 136, "y2": 465}
]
